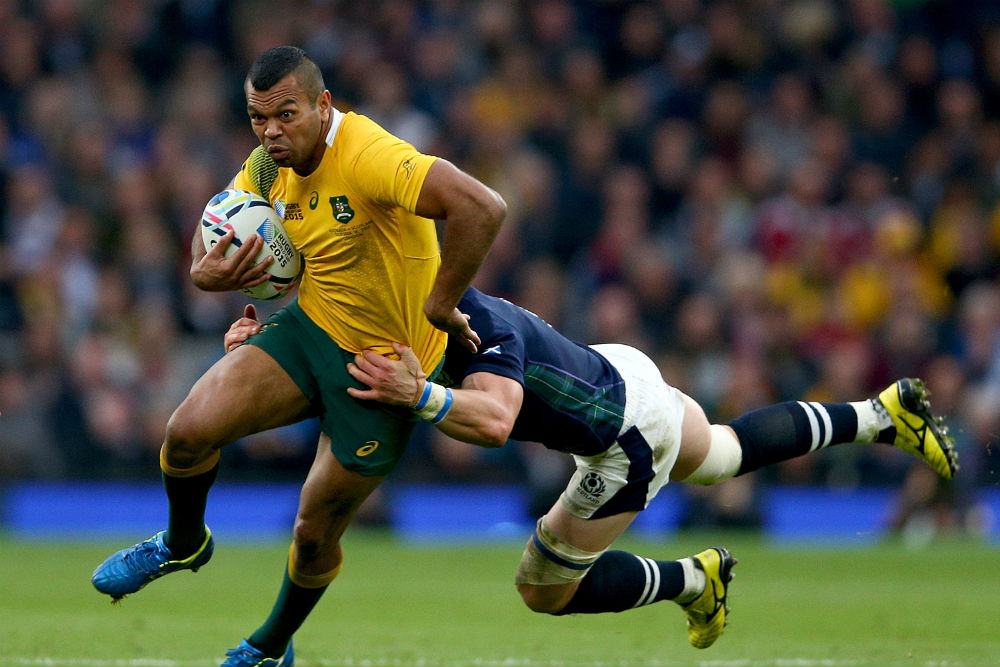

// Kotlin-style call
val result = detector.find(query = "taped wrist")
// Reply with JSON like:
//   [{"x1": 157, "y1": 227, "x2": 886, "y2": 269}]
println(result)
[{"x1": 414, "y1": 381, "x2": 453, "y2": 423}]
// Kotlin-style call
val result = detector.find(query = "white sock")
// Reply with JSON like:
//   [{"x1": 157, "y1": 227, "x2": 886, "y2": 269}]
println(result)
[
  {"x1": 674, "y1": 557, "x2": 706, "y2": 605},
  {"x1": 850, "y1": 399, "x2": 887, "y2": 442}
]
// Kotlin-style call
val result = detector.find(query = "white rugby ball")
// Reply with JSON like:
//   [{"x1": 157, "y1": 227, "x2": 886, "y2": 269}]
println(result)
[{"x1": 201, "y1": 189, "x2": 301, "y2": 301}]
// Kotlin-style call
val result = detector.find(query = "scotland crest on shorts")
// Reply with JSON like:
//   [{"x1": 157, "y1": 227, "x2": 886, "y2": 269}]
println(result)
[{"x1": 578, "y1": 472, "x2": 607, "y2": 501}]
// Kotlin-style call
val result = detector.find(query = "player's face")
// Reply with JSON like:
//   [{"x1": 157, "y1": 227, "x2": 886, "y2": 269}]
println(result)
[{"x1": 246, "y1": 73, "x2": 332, "y2": 176}]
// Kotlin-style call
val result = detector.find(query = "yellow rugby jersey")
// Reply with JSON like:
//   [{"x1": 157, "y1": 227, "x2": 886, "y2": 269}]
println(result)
[{"x1": 234, "y1": 109, "x2": 446, "y2": 371}]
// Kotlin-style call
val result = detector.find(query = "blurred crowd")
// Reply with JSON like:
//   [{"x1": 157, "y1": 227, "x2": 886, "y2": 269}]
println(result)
[{"x1": 1, "y1": 0, "x2": 998, "y2": 537}]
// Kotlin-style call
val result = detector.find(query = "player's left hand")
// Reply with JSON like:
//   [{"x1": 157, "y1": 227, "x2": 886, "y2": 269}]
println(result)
[
  {"x1": 425, "y1": 306, "x2": 480, "y2": 353},
  {"x1": 224, "y1": 304, "x2": 262, "y2": 353},
  {"x1": 347, "y1": 342, "x2": 427, "y2": 406},
  {"x1": 192, "y1": 230, "x2": 273, "y2": 292}
]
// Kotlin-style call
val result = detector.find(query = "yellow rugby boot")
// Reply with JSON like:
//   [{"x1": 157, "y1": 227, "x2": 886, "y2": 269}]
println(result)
[
  {"x1": 681, "y1": 547, "x2": 736, "y2": 649},
  {"x1": 876, "y1": 378, "x2": 958, "y2": 479}
]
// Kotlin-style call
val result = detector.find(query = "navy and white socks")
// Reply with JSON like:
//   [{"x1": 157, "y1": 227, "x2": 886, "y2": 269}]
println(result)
[{"x1": 557, "y1": 551, "x2": 703, "y2": 614}]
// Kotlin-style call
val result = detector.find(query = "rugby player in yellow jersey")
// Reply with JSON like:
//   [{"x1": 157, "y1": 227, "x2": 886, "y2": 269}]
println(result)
[{"x1": 91, "y1": 46, "x2": 505, "y2": 667}]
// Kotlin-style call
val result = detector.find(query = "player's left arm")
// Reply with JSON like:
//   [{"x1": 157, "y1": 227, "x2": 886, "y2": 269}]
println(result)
[
  {"x1": 414, "y1": 160, "x2": 507, "y2": 353},
  {"x1": 347, "y1": 342, "x2": 522, "y2": 448}
]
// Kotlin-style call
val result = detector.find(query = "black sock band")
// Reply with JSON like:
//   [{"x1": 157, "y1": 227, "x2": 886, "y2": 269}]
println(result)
[
  {"x1": 732, "y1": 401, "x2": 858, "y2": 475},
  {"x1": 557, "y1": 551, "x2": 686, "y2": 614}
]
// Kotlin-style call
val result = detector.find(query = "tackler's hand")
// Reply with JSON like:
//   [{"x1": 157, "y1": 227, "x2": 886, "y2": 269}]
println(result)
[
  {"x1": 224, "y1": 304, "x2": 262, "y2": 353},
  {"x1": 347, "y1": 342, "x2": 428, "y2": 406}
]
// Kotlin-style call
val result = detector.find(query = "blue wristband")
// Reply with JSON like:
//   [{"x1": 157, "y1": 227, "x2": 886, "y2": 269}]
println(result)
[
  {"x1": 414, "y1": 381, "x2": 433, "y2": 410},
  {"x1": 430, "y1": 388, "x2": 454, "y2": 424}
]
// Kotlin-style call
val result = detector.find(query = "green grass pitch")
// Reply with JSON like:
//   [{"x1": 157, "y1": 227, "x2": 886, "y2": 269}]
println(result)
[{"x1": 1, "y1": 529, "x2": 996, "y2": 666}]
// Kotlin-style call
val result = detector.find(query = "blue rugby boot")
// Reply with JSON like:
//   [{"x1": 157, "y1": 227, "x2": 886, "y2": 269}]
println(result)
[
  {"x1": 222, "y1": 639, "x2": 294, "y2": 667},
  {"x1": 91, "y1": 527, "x2": 214, "y2": 601}
]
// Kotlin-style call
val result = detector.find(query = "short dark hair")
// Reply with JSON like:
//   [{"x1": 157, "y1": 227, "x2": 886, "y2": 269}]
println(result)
[{"x1": 246, "y1": 46, "x2": 325, "y2": 102}]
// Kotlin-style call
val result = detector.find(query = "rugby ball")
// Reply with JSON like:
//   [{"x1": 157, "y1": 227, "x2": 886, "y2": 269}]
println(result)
[{"x1": 201, "y1": 189, "x2": 301, "y2": 301}]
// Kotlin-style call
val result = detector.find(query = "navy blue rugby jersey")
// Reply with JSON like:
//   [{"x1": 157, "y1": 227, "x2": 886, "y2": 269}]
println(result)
[{"x1": 439, "y1": 288, "x2": 627, "y2": 456}]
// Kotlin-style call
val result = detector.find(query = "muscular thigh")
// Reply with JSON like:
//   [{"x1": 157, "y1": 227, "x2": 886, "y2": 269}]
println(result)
[
  {"x1": 172, "y1": 344, "x2": 312, "y2": 446},
  {"x1": 670, "y1": 393, "x2": 713, "y2": 480}
]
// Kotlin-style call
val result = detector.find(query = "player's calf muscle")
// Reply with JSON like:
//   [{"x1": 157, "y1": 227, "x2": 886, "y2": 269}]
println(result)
[{"x1": 517, "y1": 582, "x2": 576, "y2": 613}]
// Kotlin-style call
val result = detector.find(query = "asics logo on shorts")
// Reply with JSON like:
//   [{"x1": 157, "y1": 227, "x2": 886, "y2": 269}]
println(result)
[{"x1": 356, "y1": 441, "x2": 380, "y2": 457}]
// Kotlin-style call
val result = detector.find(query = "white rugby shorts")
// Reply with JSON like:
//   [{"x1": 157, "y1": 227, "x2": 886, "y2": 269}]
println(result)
[{"x1": 558, "y1": 343, "x2": 685, "y2": 520}]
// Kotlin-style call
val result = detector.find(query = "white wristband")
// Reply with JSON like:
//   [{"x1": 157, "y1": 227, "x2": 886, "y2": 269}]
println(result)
[{"x1": 414, "y1": 381, "x2": 453, "y2": 423}]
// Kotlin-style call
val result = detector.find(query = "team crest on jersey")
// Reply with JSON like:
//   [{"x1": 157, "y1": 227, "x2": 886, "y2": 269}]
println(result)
[{"x1": 330, "y1": 195, "x2": 355, "y2": 223}]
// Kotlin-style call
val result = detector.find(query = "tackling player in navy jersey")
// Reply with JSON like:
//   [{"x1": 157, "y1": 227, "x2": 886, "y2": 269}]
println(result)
[{"x1": 226, "y1": 287, "x2": 957, "y2": 650}]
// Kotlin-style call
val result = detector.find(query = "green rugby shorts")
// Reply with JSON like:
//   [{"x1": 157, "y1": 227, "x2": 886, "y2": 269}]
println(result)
[{"x1": 244, "y1": 298, "x2": 440, "y2": 476}]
